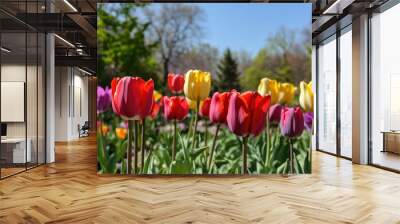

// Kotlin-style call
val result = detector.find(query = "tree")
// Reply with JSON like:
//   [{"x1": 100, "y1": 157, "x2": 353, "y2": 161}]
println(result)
[
  {"x1": 235, "y1": 50, "x2": 253, "y2": 76},
  {"x1": 239, "y1": 26, "x2": 311, "y2": 90},
  {"x1": 144, "y1": 4, "x2": 204, "y2": 84},
  {"x1": 170, "y1": 43, "x2": 219, "y2": 78},
  {"x1": 239, "y1": 49, "x2": 270, "y2": 90},
  {"x1": 216, "y1": 49, "x2": 241, "y2": 91},
  {"x1": 97, "y1": 4, "x2": 159, "y2": 87}
]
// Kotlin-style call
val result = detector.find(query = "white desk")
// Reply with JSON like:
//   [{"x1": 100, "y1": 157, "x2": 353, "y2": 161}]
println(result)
[{"x1": 1, "y1": 138, "x2": 31, "y2": 163}]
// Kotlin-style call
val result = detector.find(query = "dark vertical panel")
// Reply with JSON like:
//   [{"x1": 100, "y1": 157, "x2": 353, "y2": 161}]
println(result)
[
  {"x1": 315, "y1": 45, "x2": 319, "y2": 151},
  {"x1": 367, "y1": 11, "x2": 373, "y2": 165},
  {"x1": 336, "y1": 29, "x2": 341, "y2": 157},
  {"x1": 44, "y1": 0, "x2": 48, "y2": 165},
  {"x1": 25, "y1": 0, "x2": 28, "y2": 171},
  {"x1": 37, "y1": 0, "x2": 39, "y2": 167},
  {"x1": 0, "y1": 18, "x2": 2, "y2": 180}
]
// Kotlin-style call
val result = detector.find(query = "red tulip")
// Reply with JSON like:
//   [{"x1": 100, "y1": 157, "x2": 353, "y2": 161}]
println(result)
[
  {"x1": 280, "y1": 107, "x2": 304, "y2": 138},
  {"x1": 199, "y1": 97, "x2": 211, "y2": 117},
  {"x1": 163, "y1": 96, "x2": 189, "y2": 121},
  {"x1": 168, "y1": 73, "x2": 185, "y2": 94},
  {"x1": 227, "y1": 91, "x2": 271, "y2": 137},
  {"x1": 111, "y1": 77, "x2": 154, "y2": 120},
  {"x1": 149, "y1": 102, "x2": 160, "y2": 119},
  {"x1": 268, "y1": 104, "x2": 282, "y2": 124},
  {"x1": 209, "y1": 91, "x2": 232, "y2": 124},
  {"x1": 111, "y1": 77, "x2": 121, "y2": 115}
]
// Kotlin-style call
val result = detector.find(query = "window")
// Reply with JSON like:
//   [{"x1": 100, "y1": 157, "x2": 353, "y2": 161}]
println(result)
[
  {"x1": 317, "y1": 35, "x2": 337, "y2": 154},
  {"x1": 339, "y1": 26, "x2": 352, "y2": 158},
  {"x1": 370, "y1": 3, "x2": 400, "y2": 171}
]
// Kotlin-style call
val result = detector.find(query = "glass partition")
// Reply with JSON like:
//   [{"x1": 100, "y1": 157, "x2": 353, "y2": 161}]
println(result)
[
  {"x1": 0, "y1": 1, "x2": 46, "y2": 179},
  {"x1": 1, "y1": 30, "x2": 28, "y2": 177},
  {"x1": 370, "y1": 3, "x2": 400, "y2": 171},
  {"x1": 317, "y1": 35, "x2": 337, "y2": 154},
  {"x1": 339, "y1": 26, "x2": 352, "y2": 158}
]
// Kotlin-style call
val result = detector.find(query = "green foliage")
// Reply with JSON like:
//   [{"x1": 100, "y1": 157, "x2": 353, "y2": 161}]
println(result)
[
  {"x1": 239, "y1": 27, "x2": 311, "y2": 90},
  {"x1": 216, "y1": 49, "x2": 241, "y2": 91},
  {"x1": 97, "y1": 4, "x2": 160, "y2": 87},
  {"x1": 239, "y1": 49, "x2": 270, "y2": 91},
  {"x1": 97, "y1": 113, "x2": 312, "y2": 175}
]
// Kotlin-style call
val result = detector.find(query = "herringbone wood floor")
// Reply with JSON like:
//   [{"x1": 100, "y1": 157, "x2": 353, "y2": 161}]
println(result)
[{"x1": 1, "y1": 136, "x2": 400, "y2": 224}]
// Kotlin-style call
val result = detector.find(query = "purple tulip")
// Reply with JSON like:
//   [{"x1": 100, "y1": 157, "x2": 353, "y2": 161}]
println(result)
[
  {"x1": 304, "y1": 112, "x2": 314, "y2": 132},
  {"x1": 280, "y1": 107, "x2": 304, "y2": 138},
  {"x1": 97, "y1": 86, "x2": 112, "y2": 114},
  {"x1": 268, "y1": 104, "x2": 282, "y2": 124}
]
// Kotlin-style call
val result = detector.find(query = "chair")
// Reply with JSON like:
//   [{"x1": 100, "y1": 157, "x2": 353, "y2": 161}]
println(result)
[{"x1": 78, "y1": 121, "x2": 90, "y2": 138}]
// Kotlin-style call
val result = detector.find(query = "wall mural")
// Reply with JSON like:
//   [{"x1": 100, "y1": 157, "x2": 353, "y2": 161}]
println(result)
[{"x1": 97, "y1": 3, "x2": 313, "y2": 175}]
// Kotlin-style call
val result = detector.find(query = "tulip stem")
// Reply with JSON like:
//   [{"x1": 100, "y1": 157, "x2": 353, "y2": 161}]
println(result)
[
  {"x1": 127, "y1": 120, "x2": 134, "y2": 175},
  {"x1": 188, "y1": 115, "x2": 194, "y2": 137},
  {"x1": 134, "y1": 120, "x2": 139, "y2": 175},
  {"x1": 204, "y1": 120, "x2": 208, "y2": 147},
  {"x1": 187, "y1": 115, "x2": 194, "y2": 149},
  {"x1": 265, "y1": 111, "x2": 270, "y2": 169},
  {"x1": 288, "y1": 138, "x2": 295, "y2": 174},
  {"x1": 172, "y1": 119, "x2": 177, "y2": 160},
  {"x1": 190, "y1": 101, "x2": 199, "y2": 152},
  {"x1": 99, "y1": 119, "x2": 107, "y2": 159},
  {"x1": 141, "y1": 119, "x2": 146, "y2": 174},
  {"x1": 207, "y1": 124, "x2": 220, "y2": 173},
  {"x1": 242, "y1": 136, "x2": 249, "y2": 174}
]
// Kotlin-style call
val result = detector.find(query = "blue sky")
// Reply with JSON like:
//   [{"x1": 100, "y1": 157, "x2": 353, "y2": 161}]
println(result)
[{"x1": 194, "y1": 3, "x2": 311, "y2": 56}]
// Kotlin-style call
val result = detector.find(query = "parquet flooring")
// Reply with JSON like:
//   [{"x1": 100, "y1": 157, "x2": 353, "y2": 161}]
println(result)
[{"x1": 1, "y1": 135, "x2": 400, "y2": 223}]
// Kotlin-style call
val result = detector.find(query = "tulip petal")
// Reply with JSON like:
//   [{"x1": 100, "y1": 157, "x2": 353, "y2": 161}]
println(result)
[
  {"x1": 209, "y1": 92, "x2": 231, "y2": 124},
  {"x1": 227, "y1": 92, "x2": 250, "y2": 136},
  {"x1": 111, "y1": 78, "x2": 121, "y2": 115},
  {"x1": 163, "y1": 96, "x2": 189, "y2": 120},
  {"x1": 249, "y1": 94, "x2": 270, "y2": 136},
  {"x1": 280, "y1": 107, "x2": 305, "y2": 138}
]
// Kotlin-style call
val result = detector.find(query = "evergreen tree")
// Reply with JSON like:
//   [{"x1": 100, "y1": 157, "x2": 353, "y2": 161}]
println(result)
[{"x1": 216, "y1": 49, "x2": 241, "y2": 91}]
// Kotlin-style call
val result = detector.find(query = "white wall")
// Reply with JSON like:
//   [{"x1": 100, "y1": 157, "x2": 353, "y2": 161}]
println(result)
[{"x1": 54, "y1": 66, "x2": 89, "y2": 141}]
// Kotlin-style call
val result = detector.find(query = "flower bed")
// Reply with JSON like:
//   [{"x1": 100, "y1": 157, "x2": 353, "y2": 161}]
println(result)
[{"x1": 97, "y1": 71, "x2": 314, "y2": 175}]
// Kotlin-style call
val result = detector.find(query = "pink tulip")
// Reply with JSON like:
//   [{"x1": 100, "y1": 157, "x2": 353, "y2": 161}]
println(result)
[
  {"x1": 280, "y1": 107, "x2": 305, "y2": 138},
  {"x1": 268, "y1": 104, "x2": 282, "y2": 124}
]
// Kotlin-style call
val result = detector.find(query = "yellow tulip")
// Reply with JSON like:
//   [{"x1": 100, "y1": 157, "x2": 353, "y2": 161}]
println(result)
[
  {"x1": 184, "y1": 69, "x2": 211, "y2": 108},
  {"x1": 153, "y1": 90, "x2": 162, "y2": 102},
  {"x1": 101, "y1": 124, "x2": 109, "y2": 135},
  {"x1": 257, "y1": 78, "x2": 279, "y2": 104},
  {"x1": 278, "y1": 83, "x2": 297, "y2": 105},
  {"x1": 115, "y1": 128, "x2": 127, "y2": 140},
  {"x1": 299, "y1": 81, "x2": 314, "y2": 112}
]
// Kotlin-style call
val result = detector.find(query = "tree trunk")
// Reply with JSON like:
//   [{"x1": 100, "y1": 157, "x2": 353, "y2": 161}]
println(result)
[{"x1": 163, "y1": 59, "x2": 169, "y2": 85}]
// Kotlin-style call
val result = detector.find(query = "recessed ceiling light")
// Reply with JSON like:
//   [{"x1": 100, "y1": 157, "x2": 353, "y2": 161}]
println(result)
[
  {"x1": 1, "y1": 47, "x2": 11, "y2": 53},
  {"x1": 63, "y1": 0, "x2": 78, "y2": 12},
  {"x1": 54, "y1": 34, "x2": 75, "y2": 48},
  {"x1": 78, "y1": 67, "x2": 92, "y2": 76}
]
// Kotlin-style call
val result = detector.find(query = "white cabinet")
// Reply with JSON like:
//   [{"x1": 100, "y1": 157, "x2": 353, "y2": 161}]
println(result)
[{"x1": 1, "y1": 138, "x2": 32, "y2": 163}]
